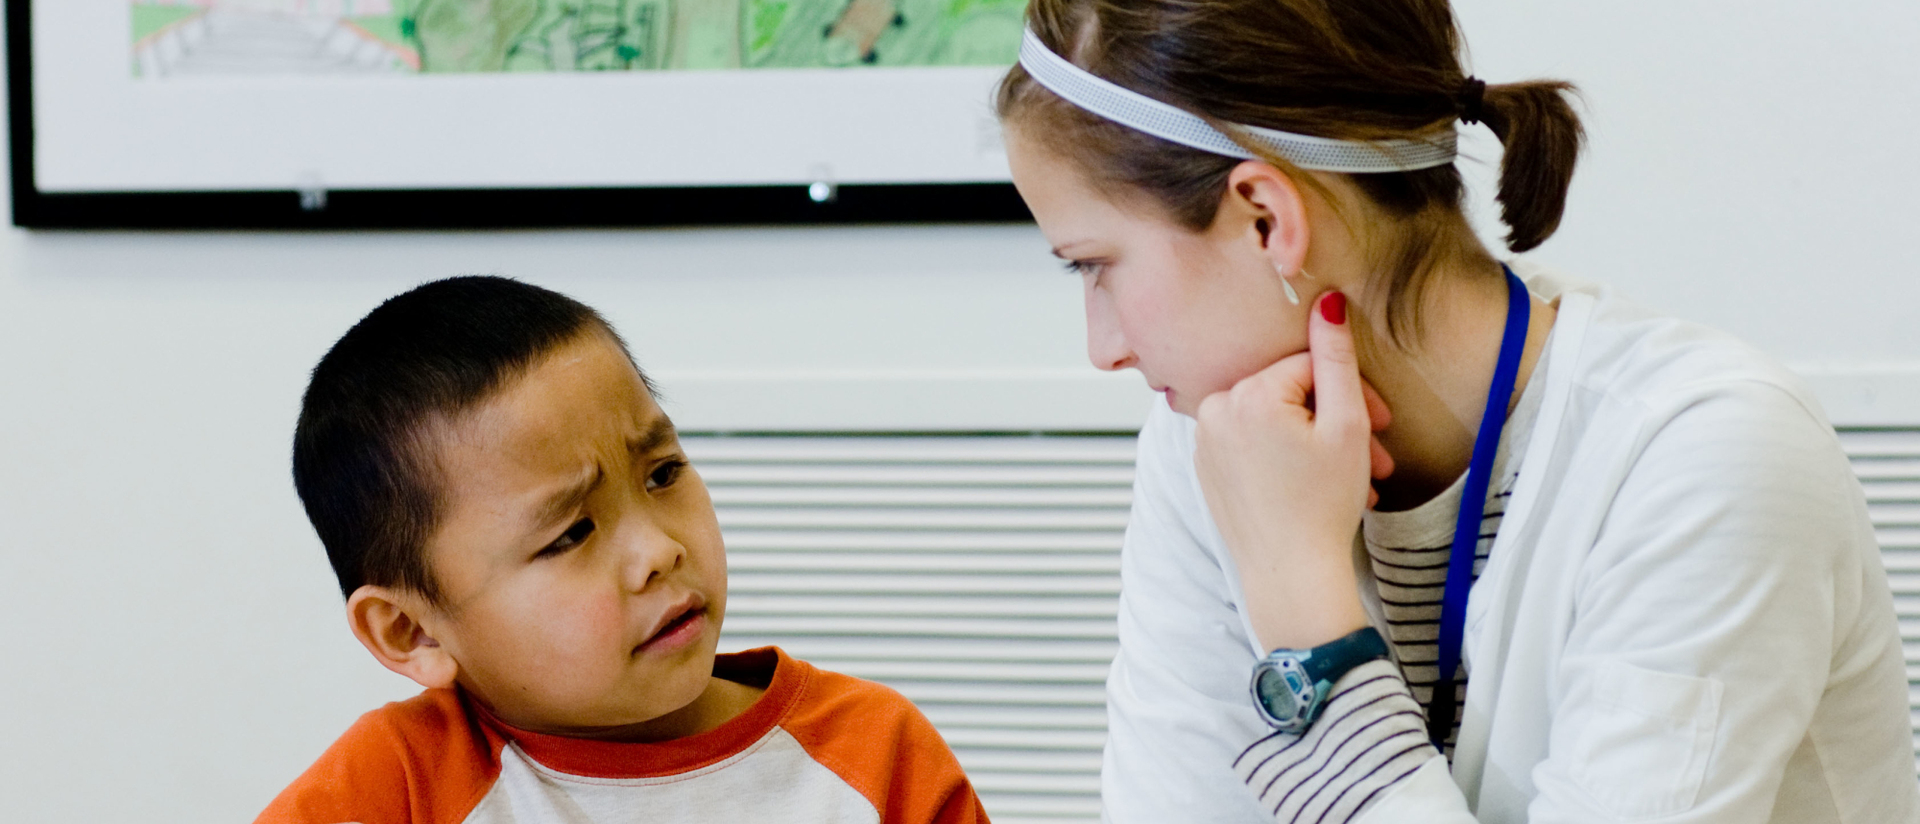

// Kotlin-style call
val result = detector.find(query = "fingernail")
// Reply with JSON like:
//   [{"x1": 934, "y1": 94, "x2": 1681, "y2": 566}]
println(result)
[{"x1": 1320, "y1": 292, "x2": 1347, "y2": 325}]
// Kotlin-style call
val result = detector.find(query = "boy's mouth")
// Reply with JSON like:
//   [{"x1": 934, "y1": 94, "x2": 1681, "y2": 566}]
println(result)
[{"x1": 635, "y1": 594, "x2": 708, "y2": 655}]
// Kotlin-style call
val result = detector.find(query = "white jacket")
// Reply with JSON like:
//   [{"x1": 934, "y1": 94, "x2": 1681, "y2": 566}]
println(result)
[{"x1": 1100, "y1": 264, "x2": 1919, "y2": 823}]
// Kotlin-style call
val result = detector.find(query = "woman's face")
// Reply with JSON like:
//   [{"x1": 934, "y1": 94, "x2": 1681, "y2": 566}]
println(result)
[{"x1": 1007, "y1": 131, "x2": 1312, "y2": 416}]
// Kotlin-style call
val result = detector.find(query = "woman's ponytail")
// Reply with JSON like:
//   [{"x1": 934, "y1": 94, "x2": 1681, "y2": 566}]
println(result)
[{"x1": 1480, "y1": 81, "x2": 1585, "y2": 252}]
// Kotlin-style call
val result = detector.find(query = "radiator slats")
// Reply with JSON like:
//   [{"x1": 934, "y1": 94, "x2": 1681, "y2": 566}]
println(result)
[
  {"x1": 725, "y1": 553, "x2": 1120, "y2": 574},
  {"x1": 726, "y1": 572, "x2": 1119, "y2": 596},
  {"x1": 712, "y1": 508, "x2": 1131, "y2": 531},
  {"x1": 724, "y1": 531, "x2": 1121, "y2": 552},
  {"x1": 706, "y1": 638, "x2": 1117, "y2": 662},
  {"x1": 693, "y1": 434, "x2": 1132, "y2": 822},
  {"x1": 721, "y1": 615, "x2": 1119, "y2": 639},
  {"x1": 728, "y1": 594, "x2": 1119, "y2": 619},
  {"x1": 688, "y1": 438, "x2": 1137, "y2": 463},
  {"x1": 708, "y1": 487, "x2": 1135, "y2": 508},
  {"x1": 1842, "y1": 430, "x2": 1920, "y2": 778},
  {"x1": 699, "y1": 464, "x2": 1137, "y2": 487}
]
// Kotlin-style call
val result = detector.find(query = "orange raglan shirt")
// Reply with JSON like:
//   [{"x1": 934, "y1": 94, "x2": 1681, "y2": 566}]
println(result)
[{"x1": 258, "y1": 647, "x2": 990, "y2": 824}]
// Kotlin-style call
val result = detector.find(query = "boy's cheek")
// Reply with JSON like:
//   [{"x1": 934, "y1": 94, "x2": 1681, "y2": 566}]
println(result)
[
  {"x1": 565, "y1": 592, "x2": 636, "y2": 653},
  {"x1": 685, "y1": 521, "x2": 729, "y2": 587}
]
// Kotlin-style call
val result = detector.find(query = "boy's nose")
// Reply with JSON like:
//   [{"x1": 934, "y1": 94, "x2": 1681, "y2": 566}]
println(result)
[{"x1": 618, "y1": 520, "x2": 687, "y2": 592}]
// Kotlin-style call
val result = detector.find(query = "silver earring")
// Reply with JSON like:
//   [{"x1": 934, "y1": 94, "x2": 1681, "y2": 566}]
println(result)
[{"x1": 1276, "y1": 263, "x2": 1302, "y2": 306}]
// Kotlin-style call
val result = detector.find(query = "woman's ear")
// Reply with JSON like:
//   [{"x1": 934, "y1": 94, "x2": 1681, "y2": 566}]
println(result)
[
  {"x1": 346, "y1": 585, "x2": 459, "y2": 691},
  {"x1": 1223, "y1": 160, "x2": 1312, "y2": 275}
]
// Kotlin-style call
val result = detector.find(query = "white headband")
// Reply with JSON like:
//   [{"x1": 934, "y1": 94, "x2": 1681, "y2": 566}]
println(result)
[{"x1": 1017, "y1": 28, "x2": 1457, "y2": 173}]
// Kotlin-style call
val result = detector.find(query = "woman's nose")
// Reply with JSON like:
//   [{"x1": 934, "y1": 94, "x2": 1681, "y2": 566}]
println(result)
[{"x1": 1085, "y1": 290, "x2": 1134, "y2": 372}]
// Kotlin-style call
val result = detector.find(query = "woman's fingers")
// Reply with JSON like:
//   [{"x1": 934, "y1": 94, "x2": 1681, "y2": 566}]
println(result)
[
  {"x1": 1361, "y1": 378, "x2": 1395, "y2": 486},
  {"x1": 1370, "y1": 435, "x2": 1395, "y2": 481},
  {"x1": 1362, "y1": 378, "x2": 1392, "y2": 433},
  {"x1": 1307, "y1": 292, "x2": 1367, "y2": 443},
  {"x1": 1204, "y1": 350, "x2": 1314, "y2": 424}
]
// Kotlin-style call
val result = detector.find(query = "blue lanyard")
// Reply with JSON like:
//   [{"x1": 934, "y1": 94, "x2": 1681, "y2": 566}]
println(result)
[{"x1": 1427, "y1": 265, "x2": 1530, "y2": 747}]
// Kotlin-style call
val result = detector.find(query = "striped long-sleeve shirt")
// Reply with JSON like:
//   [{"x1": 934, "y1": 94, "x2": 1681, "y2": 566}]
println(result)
[{"x1": 1235, "y1": 346, "x2": 1549, "y2": 822}]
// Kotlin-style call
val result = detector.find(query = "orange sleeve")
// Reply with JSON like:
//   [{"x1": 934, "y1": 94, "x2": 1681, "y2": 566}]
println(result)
[
  {"x1": 255, "y1": 689, "x2": 503, "y2": 824},
  {"x1": 784, "y1": 666, "x2": 992, "y2": 824}
]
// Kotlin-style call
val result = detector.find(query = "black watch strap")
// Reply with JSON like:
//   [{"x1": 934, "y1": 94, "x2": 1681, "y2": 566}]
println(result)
[{"x1": 1295, "y1": 626, "x2": 1390, "y2": 684}]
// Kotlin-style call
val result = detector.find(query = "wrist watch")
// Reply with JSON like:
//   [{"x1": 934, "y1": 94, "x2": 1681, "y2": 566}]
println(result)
[{"x1": 1250, "y1": 626, "x2": 1390, "y2": 733}]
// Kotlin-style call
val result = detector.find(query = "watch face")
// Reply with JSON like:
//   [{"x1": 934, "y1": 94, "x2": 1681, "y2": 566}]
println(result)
[{"x1": 1256, "y1": 667, "x2": 1299, "y2": 718}]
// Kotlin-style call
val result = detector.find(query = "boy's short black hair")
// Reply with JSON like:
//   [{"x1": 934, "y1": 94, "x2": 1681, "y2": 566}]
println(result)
[{"x1": 293, "y1": 276, "x2": 651, "y2": 603}]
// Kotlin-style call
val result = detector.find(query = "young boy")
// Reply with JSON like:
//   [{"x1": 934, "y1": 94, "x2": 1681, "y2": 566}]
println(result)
[{"x1": 264, "y1": 276, "x2": 989, "y2": 824}]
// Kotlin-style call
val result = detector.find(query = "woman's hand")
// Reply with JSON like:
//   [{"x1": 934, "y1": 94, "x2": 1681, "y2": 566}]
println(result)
[{"x1": 1193, "y1": 292, "x2": 1391, "y2": 652}]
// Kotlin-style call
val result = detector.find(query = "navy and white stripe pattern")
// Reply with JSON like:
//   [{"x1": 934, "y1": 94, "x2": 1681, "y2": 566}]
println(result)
[
  {"x1": 1235, "y1": 351, "x2": 1546, "y2": 823},
  {"x1": 1233, "y1": 660, "x2": 1438, "y2": 822},
  {"x1": 1367, "y1": 478, "x2": 1514, "y2": 756}
]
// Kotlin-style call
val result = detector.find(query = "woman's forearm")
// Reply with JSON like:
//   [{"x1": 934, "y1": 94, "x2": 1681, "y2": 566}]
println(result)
[{"x1": 1234, "y1": 540, "x2": 1371, "y2": 652}]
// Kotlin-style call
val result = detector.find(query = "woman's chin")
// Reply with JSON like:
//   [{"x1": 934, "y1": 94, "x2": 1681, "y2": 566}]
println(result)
[{"x1": 1163, "y1": 388, "x2": 1201, "y2": 418}]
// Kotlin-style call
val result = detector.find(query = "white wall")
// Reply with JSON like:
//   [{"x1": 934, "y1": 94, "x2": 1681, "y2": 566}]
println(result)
[{"x1": 2, "y1": 1, "x2": 1916, "y2": 821}]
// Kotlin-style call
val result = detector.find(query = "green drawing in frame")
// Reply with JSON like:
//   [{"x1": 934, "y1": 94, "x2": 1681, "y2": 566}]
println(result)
[{"x1": 129, "y1": 0, "x2": 1026, "y2": 77}]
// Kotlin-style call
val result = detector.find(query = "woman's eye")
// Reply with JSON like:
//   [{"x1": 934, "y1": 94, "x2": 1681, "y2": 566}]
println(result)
[
  {"x1": 538, "y1": 518, "x2": 595, "y2": 558},
  {"x1": 1062, "y1": 259, "x2": 1106, "y2": 278},
  {"x1": 647, "y1": 458, "x2": 687, "y2": 491}
]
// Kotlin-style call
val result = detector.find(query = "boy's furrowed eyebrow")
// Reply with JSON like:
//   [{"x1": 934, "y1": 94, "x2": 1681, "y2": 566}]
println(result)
[
  {"x1": 628, "y1": 416, "x2": 677, "y2": 457},
  {"x1": 532, "y1": 465, "x2": 601, "y2": 532},
  {"x1": 526, "y1": 418, "x2": 675, "y2": 533}
]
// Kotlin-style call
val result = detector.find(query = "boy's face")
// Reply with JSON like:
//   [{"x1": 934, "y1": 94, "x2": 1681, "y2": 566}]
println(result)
[{"x1": 415, "y1": 333, "x2": 728, "y2": 736}]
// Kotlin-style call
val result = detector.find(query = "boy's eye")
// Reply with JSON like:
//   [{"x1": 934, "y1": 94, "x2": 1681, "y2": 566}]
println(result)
[
  {"x1": 647, "y1": 458, "x2": 687, "y2": 491},
  {"x1": 538, "y1": 518, "x2": 595, "y2": 558}
]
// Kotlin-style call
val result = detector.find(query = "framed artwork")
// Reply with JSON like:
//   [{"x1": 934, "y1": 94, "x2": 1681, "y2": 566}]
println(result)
[{"x1": 8, "y1": 0, "x2": 1032, "y2": 228}]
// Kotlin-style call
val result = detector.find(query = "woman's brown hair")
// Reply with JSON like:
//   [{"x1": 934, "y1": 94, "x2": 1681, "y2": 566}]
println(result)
[{"x1": 997, "y1": 0, "x2": 1583, "y2": 341}]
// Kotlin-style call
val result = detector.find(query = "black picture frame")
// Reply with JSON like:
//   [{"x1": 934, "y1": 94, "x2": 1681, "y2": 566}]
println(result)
[{"x1": 5, "y1": 1, "x2": 1031, "y2": 230}]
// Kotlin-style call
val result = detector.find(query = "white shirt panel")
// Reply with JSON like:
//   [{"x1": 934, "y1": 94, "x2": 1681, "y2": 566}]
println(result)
[{"x1": 467, "y1": 728, "x2": 879, "y2": 824}]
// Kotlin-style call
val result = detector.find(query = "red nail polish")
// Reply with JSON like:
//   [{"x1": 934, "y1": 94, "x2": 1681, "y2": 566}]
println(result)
[{"x1": 1320, "y1": 292, "x2": 1347, "y2": 325}]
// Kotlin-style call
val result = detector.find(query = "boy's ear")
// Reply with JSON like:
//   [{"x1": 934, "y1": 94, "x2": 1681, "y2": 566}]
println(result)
[{"x1": 346, "y1": 585, "x2": 459, "y2": 691}]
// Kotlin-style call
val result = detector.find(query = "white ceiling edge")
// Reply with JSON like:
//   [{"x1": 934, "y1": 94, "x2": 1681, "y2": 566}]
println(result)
[{"x1": 655, "y1": 364, "x2": 1920, "y2": 433}]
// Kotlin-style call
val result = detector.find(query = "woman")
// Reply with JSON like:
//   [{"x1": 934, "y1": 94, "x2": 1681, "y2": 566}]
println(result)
[{"x1": 995, "y1": 1, "x2": 1919, "y2": 822}]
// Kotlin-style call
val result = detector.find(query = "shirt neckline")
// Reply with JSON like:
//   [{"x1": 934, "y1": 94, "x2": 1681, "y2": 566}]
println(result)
[
  {"x1": 471, "y1": 647, "x2": 810, "y2": 779},
  {"x1": 1363, "y1": 322, "x2": 1555, "y2": 551}
]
